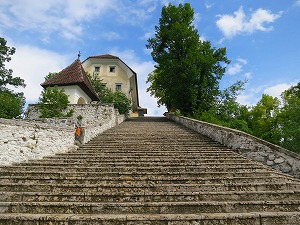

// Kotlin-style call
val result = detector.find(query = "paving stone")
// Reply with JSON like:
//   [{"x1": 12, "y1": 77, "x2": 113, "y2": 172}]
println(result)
[{"x1": 0, "y1": 117, "x2": 300, "y2": 224}]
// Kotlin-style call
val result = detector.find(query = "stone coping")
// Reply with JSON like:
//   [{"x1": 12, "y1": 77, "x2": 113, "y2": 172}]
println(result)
[{"x1": 166, "y1": 113, "x2": 300, "y2": 178}]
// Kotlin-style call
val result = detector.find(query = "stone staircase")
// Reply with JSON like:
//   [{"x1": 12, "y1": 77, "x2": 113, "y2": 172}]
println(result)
[{"x1": 0, "y1": 117, "x2": 300, "y2": 224}]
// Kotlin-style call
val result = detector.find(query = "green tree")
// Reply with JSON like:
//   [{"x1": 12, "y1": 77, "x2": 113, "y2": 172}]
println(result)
[
  {"x1": 0, "y1": 37, "x2": 26, "y2": 119},
  {"x1": 86, "y1": 72, "x2": 107, "y2": 99},
  {"x1": 0, "y1": 91, "x2": 25, "y2": 119},
  {"x1": 198, "y1": 80, "x2": 252, "y2": 133},
  {"x1": 101, "y1": 90, "x2": 131, "y2": 115},
  {"x1": 249, "y1": 94, "x2": 281, "y2": 145},
  {"x1": 38, "y1": 86, "x2": 73, "y2": 118},
  {"x1": 87, "y1": 72, "x2": 131, "y2": 115},
  {"x1": 146, "y1": 3, "x2": 229, "y2": 116},
  {"x1": 279, "y1": 82, "x2": 300, "y2": 153}
]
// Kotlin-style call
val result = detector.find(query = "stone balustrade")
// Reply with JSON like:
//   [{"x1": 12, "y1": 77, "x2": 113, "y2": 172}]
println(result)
[{"x1": 166, "y1": 113, "x2": 300, "y2": 178}]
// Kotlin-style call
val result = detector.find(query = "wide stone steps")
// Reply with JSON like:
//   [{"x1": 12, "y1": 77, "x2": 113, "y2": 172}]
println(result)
[
  {"x1": 0, "y1": 175, "x2": 291, "y2": 186},
  {"x1": 0, "y1": 182, "x2": 298, "y2": 193},
  {"x1": 0, "y1": 212, "x2": 299, "y2": 225},
  {"x1": 2, "y1": 190, "x2": 300, "y2": 203},
  {"x1": 1, "y1": 116, "x2": 300, "y2": 224},
  {"x1": 2, "y1": 200, "x2": 300, "y2": 214},
  {"x1": 0, "y1": 169, "x2": 279, "y2": 180},
  {"x1": 0, "y1": 163, "x2": 275, "y2": 173}
]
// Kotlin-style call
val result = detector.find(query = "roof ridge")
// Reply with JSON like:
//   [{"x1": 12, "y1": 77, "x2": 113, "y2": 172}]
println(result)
[{"x1": 41, "y1": 59, "x2": 99, "y2": 101}]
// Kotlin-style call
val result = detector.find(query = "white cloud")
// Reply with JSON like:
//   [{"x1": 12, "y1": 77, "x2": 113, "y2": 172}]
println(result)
[
  {"x1": 236, "y1": 82, "x2": 298, "y2": 107},
  {"x1": 0, "y1": 0, "x2": 115, "y2": 40},
  {"x1": 227, "y1": 63, "x2": 243, "y2": 75},
  {"x1": 102, "y1": 32, "x2": 122, "y2": 41},
  {"x1": 295, "y1": 0, "x2": 300, "y2": 7},
  {"x1": 227, "y1": 57, "x2": 247, "y2": 75},
  {"x1": 205, "y1": 2, "x2": 214, "y2": 9},
  {"x1": 264, "y1": 82, "x2": 297, "y2": 99},
  {"x1": 141, "y1": 31, "x2": 155, "y2": 40},
  {"x1": 0, "y1": 0, "x2": 155, "y2": 40},
  {"x1": 216, "y1": 7, "x2": 282, "y2": 39},
  {"x1": 194, "y1": 13, "x2": 201, "y2": 25},
  {"x1": 237, "y1": 58, "x2": 247, "y2": 65},
  {"x1": 236, "y1": 93, "x2": 258, "y2": 106},
  {"x1": 244, "y1": 72, "x2": 252, "y2": 79},
  {"x1": 7, "y1": 43, "x2": 71, "y2": 103}
]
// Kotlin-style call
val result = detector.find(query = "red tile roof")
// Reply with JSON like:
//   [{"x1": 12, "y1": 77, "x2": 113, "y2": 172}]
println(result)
[
  {"x1": 41, "y1": 59, "x2": 99, "y2": 101},
  {"x1": 88, "y1": 54, "x2": 119, "y2": 59}
]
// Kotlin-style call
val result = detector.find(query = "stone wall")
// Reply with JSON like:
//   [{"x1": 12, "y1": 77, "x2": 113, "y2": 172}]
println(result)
[
  {"x1": 0, "y1": 118, "x2": 76, "y2": 166},
  {"x1": 26, "y1": 104, "x2": 126, "y2": 144},
  {"x1": 0, "y1": 104, "x2": 125, "y2": 166},
  {"x1": 166, "y1": 113, "x2": 300, "y2": 178}
]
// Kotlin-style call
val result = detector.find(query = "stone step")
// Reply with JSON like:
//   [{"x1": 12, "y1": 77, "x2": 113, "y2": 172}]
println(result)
[
  {"x1": 0, "y1": 182, "x2": 298, "y2": 193},
  {"x1": 0, "y1": 175, "x2": 290, "y2": 185},
  {"x1": 2, "y1": 190, "x2": 300, "y2": 203},
  {"x1": 1, "y1": 200, "x2": 300, "y2": 214},
  {"x1": 1, "y1": 116, "x2": 299, "y2": 224},
  {"x1": 72, "y1": 150, "x2": 235, "y2": 155},
  {"x1": 36, "y1": 157, "x2": 258, "y2": 163},
  {"x1": 0, "y1": 168, "x2": 274, "y2": 178},
  {"x1": 0, "y1": 163, "x2": 266, "y2": 171},
  {"x1": 0, "y1": 212, "x2": 299, "y2": 225},
  {"x1": 44, "y1": 156, "x2": 245, "y2": 161},
  {"x1": 11, "y1": 163, "x2": 264, "y2": 172},
  {"x1": 54, "y1": 150, "x2": 236, "y2": 155}
]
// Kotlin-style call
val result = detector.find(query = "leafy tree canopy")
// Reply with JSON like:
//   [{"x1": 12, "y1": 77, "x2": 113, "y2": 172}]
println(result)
[
  {"x1": 87, "y1": 72, "x2": 131, "y2": 115},
  {"x1": 146, "y1": 3, "x2": 229, "y2": 116},
  {"x1": 38, "y1": 86, "x2": 73, "y2": 118},
  {"x1": 0, "y1": 91, "x2": 25, "y2": 119},
  {"x1": 279, "y1": 82, "x2": 300, "y2": 153},
  {"x1": 102, "y1": 90, "x2": 131, "y2": 115},
  {"x1": 0, "y1": 37, "x2": 26, "y2": 119},
  {"x1": 249, "y1": 94, "x2": 281, "y2": 144},
  {"x1": 86, "y1": 72, "x2": 108, "y2": 99},
  {"x1": 0, "y1": 37, "x2": 25, "y2": 91}
]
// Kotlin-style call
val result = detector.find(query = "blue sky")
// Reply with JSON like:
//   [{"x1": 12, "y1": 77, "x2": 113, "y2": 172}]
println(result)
[{"x1": 1, "y1": 0, "x2": 299, "y2": 116}]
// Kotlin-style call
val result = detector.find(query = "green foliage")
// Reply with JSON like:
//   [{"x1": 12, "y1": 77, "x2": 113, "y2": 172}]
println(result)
[
  {"x1": 38, "y1": 86, "x2": 73, "y2": 118},
  {"x1": 146, "y1": 3, "x2": 229, "y2": 116},
  {"x1": 248, "y1": 94, "x2": 281, "y2": 145},
  {"x1": 0, "y1": 37, "x2": 26, "y2": 119},
  {"x1": 279, "y1": 83, "x2": 300, "y2": 153},
  {"x1": 0, "y1": 37, "x2": 26, "y2": 91},
  {"x1": 101, "y1": 90, "x2": 131, "y2": 115},
  {"x1": 86, "y1": 72, "x2": 108, "y2": 99},
  {"x1": 0, "y1": 91, "x2": 25, "y2": 119},
  {"x1": 87, "y1": 72, "x2": 131, "y2": 115},
  {"x1": 197, "y1": 80, "x2": 252, "y2": 133}
]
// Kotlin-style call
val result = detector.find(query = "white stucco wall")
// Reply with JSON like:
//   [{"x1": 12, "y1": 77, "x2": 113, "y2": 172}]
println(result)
[
  {"x1": 82, "y1": 57, "x2": 139, "y2": 111},
  {"x1": 57, "y1": 85, "x2": 92, "y2": 104},
  {"x1": 84, "y1": 63, "x2": 131, "y2": 97}
]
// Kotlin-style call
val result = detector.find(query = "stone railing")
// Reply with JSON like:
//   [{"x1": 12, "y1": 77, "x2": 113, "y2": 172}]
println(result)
[{"x1": 166, "y1": 113, "x2": 300, "y2": 178}]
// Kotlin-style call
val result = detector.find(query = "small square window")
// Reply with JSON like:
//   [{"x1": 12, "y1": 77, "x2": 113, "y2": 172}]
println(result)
[
  {"x1": 109, "y1": 66, "x2": 116, "y2": 73},
  {"x1": 116, "y1": 84, "x2": 122, "y2": 91},
  {"x1": 94, "y1": 66, "x2": 100, "y2": 72}
]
